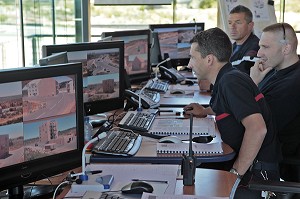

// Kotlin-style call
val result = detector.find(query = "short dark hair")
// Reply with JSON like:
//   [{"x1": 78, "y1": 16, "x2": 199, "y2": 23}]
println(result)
[
  {"x1": 190, "y1": 28, "x2": 232, "y2": 62},
  {"x1": 230, "y1": 5, "x2": 253, "y2": 23}
]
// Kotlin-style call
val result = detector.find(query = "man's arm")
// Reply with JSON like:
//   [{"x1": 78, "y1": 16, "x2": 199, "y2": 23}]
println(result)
[
  {"x1": 183, "y1": 103, "x2": 215, "y2": 117},
  {"x1": 232, "y1": 113, "x2": 267, "y2": 175}
]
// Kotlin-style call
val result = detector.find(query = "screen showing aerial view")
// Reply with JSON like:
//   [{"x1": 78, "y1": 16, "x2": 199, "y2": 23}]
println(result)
[
  {"x1": 113, "y1": 35, "x2": 148, "y2": 75},
  {"x1": 66, "y1": 48, "x2": 120, "y2": 103},
  {"x1": 155, "y1": 27, "x2": 197, "y2": 60},
  {"x1": 0, "y1": 75, "x2": 77, "y2": 168}
]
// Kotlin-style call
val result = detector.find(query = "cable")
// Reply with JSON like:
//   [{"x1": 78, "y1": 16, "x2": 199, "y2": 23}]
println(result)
[{"x1": 52, "y1": 181, "x2": 70, "y2": 199}]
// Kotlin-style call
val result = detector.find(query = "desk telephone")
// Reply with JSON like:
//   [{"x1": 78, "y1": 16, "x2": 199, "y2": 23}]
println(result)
[
  {"x1": 124, "y1": 89, "x2": 160, "y2": 110},
  {"x1": 159, "y1": 65, "x2": 186, "y2": 83}
]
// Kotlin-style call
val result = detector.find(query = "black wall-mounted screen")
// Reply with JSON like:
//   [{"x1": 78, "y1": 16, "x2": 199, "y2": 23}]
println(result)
[
  {"x1": 149, "y1": 23, "x2": 205, "y2": 67},
  {"x1": 0, "y1": 63, "x2": 84, "y2": 196},
  {"x1": 42, "y1": 41, "x2": 125, "y2": 116},
  {"x1": 101, "y1": 29, "x2": 151, "y2": 83}
]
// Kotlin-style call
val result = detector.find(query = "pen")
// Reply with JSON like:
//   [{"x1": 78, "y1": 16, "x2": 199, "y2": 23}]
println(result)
[{"x1": 131, "y1": 179, "x2": 168, "y2": 183}]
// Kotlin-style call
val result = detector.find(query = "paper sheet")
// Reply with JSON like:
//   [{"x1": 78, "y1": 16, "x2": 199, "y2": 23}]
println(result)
[{"x1": 142, "y1": 192, "x2": 229, "y2": 199}]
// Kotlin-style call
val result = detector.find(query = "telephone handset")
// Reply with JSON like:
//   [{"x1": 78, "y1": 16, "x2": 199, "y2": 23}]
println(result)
[
  {"x1": 159, "y1": 65, "x2": 186, "y2": 83},
  {"x1": 124, "y1": 89, "x2": 159, "y2": 110}
]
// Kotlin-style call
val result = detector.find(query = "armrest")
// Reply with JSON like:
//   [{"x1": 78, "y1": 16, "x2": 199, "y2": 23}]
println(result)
[{"x1": 248, "y1": 180, "x2": 300, "y2": 193}]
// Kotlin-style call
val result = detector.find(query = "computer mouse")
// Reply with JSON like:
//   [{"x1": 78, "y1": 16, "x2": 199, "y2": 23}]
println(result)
[
  {"x1": 170, "y1": 89, "x2": 185, "y2": 95},
  {"x1": 192, "y1": 136, "x2": 214, "y2": 143},
  {"x1": 158, "y1": 136, "x2": 182, "y2": 143},
  {"x1": 121, "y1": 181, "x2": 153, "y2": 194},
  {"x1": 180, "y1": 79, "x2": 195, "y2": 85}
]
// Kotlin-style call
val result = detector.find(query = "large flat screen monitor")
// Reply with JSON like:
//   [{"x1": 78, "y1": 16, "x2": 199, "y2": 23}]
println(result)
[
  {"x1": 101, "y1": 29, "x2": 151, "y2": 83},
  {"x1": 0, "y1": 63, "x2": 84, "y2": 197},
  {"x1": 42, "y1": 41, "x2": 125, "y2": 116},
  {"x1": 149, "y1": 23, "x2": 205, "y2": 67}
]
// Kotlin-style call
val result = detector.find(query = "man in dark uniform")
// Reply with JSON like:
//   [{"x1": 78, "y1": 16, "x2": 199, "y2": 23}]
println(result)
[
  {"x1": 250, "y1": 23, "x2": 300, "y2": 184},
  {"x1": 228, "y1": 5, "x2": 259, "y2": 74},
  {"x1": 185, "y1": 28, "x2": 281, "y2": 198}
]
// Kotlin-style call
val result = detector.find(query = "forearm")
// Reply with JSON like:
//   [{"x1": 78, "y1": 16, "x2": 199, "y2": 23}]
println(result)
[
  {"x1": 233, "y1": 114, "x2": 267, "y2": 175},
  {"x1": 233, "y1": 131, "x2": 266, "y2": 175}
]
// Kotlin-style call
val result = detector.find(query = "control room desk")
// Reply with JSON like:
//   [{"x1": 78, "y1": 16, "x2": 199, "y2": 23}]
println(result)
[
  {"x1": 90, "y1": 136, "x2": 235, "y2": 165},
  {"x1": 159, "y1": 90, "x2": 211, "y2": 107},
  {"x1": 54, "y1": 167, "x2": 237, "y2": 199}
]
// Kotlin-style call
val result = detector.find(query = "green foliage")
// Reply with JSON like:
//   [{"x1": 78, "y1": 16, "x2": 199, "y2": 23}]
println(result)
[{"x1": 199, "y1": 0, "x2": 217, "y2": 9}]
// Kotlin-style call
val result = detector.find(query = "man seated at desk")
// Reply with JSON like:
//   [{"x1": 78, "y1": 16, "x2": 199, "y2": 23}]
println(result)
[{"x1": 183, "y1": 28, "x2": 281, "y2": 198}]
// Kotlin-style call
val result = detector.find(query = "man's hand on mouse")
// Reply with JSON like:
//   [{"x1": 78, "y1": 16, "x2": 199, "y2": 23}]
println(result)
[{"x1": 183, "y1": 103, "x2": 207, "y2": 118}]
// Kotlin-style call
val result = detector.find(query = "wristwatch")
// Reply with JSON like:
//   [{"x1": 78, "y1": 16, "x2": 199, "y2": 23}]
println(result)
[{"x1": 230, "y1": 168, "x2": 243, "y2": 179}]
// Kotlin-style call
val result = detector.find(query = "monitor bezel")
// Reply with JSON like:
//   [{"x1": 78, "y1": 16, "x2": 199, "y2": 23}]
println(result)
[
  {"x1": 149, "y1": 23, "x2": 205, "y2": 67},
  {"x1": 0, "y1": 63, "x2": 84, "y2": 191},
  {"x1": 42, "y1": 41, "x2": 125, "y2": 116},
  {"x1": 39, "y1": 51, "x2": 68, "y2": 66},
  {"x1": 101, "y1": 29, "x2": 151, "y2": 83}
]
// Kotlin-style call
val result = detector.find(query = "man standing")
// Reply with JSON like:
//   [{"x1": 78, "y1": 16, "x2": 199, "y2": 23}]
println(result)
[
  {"x1": 228, "y1": 5, "x2": 259, "y2": 74},
  {"x1": 250, "y1": 23, "x2": 300, "y2": 183},
  {"x1": 187, "y1": 28, "x2": 280, "y2": 198}
]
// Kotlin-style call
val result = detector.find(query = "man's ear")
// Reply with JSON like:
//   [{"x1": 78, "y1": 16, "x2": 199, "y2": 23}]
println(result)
[
  {"x1": 282, "y1": 43, "x2": 292, "y2": 55},
  {"x1": 206, "y1": 54, "x2": 214, "y2": 65}
]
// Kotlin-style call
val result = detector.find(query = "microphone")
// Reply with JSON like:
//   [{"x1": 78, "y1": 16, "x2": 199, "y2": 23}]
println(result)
[
  {"x1": 137, "y1": 79, "x2": 153, "y2": 112},
  {"x1": 181, "y1": 113, "x2": 196, "y2": 186},
  {"x1": 154, "y1": 58, "x2": 171, "y2": 81},
  {"x1": 70, "y1": 133, "x2": 107, "y2": 181},
  {"x1": 193, "y1": 18, "x2": 197, "y2": 34}
]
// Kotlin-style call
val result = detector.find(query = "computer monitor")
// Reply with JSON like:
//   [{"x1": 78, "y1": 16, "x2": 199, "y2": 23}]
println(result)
[
  {"x1": 42, "y1": 41, "x2": 125, "y2": 116},
  {"x1": 39, "y1": 51, "x2": 68, "y2": 66},
  {"x1": 149, "y1": 23, "x2": 205, "y2": 67},
  {"x1": 101, "y1": 29, "x2": 151, "y2": 83},
  {"x1": 0, "y1": 63, "x2": 84, "y2": 198}
]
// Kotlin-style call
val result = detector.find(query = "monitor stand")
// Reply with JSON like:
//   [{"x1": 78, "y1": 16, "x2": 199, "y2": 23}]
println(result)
[{"x1": 6, "y1": 185, "x2": 58, "y2": 199}]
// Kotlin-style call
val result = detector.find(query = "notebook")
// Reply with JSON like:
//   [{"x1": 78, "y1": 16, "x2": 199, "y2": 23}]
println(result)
[
  {"x1": 156, "y1": 142, "x2": 223, "y2": 157},
  {"x1": 148, "y1": 117, "x2": 216, "y2": 139}
]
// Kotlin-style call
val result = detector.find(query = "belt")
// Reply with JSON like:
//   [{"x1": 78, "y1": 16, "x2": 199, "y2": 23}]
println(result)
[{"x1": 250, "y1": 160, "x2": 279, "y2": 171}]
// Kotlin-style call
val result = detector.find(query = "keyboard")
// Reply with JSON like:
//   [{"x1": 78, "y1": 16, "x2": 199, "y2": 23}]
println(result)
[
  {"x1": 92, "y1": 130, "x2": 142, "y2": 156},
  {"x1": 145, "y1": 80, "x2": 169, "y2": 93},
  {"x1": 118, "y1": 110, "x2": 156, "y2": 132}
]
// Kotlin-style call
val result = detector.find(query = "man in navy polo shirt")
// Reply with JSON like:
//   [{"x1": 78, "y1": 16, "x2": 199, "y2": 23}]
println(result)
[
  {"x1": 185, "y1": 28, "x2": 281, "y2": 198},
  {"x1": 250, "y1": 23, "x2": 300, "y2": 183},
  {"x1": 228, "y1": 5, "x2": 259, "y2": 74}
]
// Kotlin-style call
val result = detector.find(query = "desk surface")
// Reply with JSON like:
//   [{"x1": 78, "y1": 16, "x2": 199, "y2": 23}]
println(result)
[
  {"x1": 176, "y1": 168, "x2": 237, "y2": 197},
  {"x1": 54, "y1": 167, "x2": 237, "y2": 198},
  {"x1": 159, "y1": 90, "x2": 211, "y2": 107},
  {"x1": 90, "y1": 109, "x2": 235, "y2": 165},
  {"x1": 90, "y1": 136, "x2": 235, "y2": 165}
]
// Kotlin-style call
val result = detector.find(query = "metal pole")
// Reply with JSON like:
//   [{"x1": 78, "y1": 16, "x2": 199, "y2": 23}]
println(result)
[
  {"x1": 19, "y1": 0, "x2": 25, "y2": 66},
  {"x1": 173, "y1": 0, "x2": 176, "y2": 23},
  {"x1": 282, "y1": 0, "x2": 285, "y2": 22},
  {"x1": 51, "y1": 0, "x2": 56, "y2": 44}
]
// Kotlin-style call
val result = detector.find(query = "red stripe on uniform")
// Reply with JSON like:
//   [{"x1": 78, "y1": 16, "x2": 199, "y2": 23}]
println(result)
[
  {"x1": 216, "y1": 113, "x2": 230, "y2": 121},
  {"x1": 255, "y1": 93, "x2": 264, "y2": 102}
]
